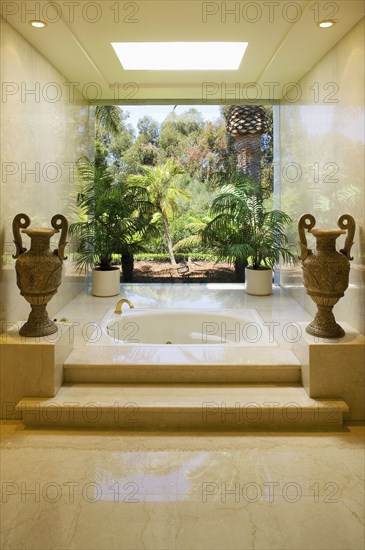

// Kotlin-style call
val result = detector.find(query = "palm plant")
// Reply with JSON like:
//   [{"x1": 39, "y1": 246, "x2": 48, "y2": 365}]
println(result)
[
  {"x1": 226, "y1": 105, "x2": 267, "y2": 182},
  {"x1": 94, "y1": 105, "x2": 124, "y2": 169},
  {"x1": 203, "y1": 177, "x2": 294, "y2": 281},
  {"x1": 173, "y1": 219, "x2": 209, "y2": 253},
  {"x1": 69, "y1": 157, "x2": 155, "y2": 280},
  {"x1": 95, "y1": 105, "x2": 122, "y2": 135},
  {"x1": 129, "y1": 159, "x2": 190, "y2": 265},
  {"x1": 235, "y1": 192, "x2": 294, "y2": 269}
]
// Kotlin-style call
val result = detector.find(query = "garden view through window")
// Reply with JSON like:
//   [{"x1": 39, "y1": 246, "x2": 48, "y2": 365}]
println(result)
[{"x1": 69, "y1": 104, "x2": 289, "y2": 284}]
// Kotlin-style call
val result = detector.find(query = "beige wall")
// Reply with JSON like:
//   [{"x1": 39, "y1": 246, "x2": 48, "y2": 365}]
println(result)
[
  {"x1": 279, "y1": 18, "x2": 365, "y2": 334},
  {"x1": 0, "y1": 21, "x2": 93, "y2": 328}
]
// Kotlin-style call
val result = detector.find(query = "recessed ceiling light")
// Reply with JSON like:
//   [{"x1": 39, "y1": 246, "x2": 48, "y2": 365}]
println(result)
[
  {"x1": 111, "y1": 42, "x2": 248, "y2": 71},
  {"x1": 29, "y1": 20, "x2": 47, "y2": 28},
  {"x1": 318, "y1": 20, "x2": 337, "y2": 28}
]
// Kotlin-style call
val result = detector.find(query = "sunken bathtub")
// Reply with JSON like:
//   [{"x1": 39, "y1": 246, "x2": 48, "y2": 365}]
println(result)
[
  {"x1": 90, "y1": 308, "x2": 277, "y2": 347},
  {"x1": 76, "y1": 308, "x2": 290, "y2": 383}
]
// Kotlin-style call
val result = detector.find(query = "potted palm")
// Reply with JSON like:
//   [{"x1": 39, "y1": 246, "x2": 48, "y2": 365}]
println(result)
[
  {"x1": 203, "y1": 178, "x2": 294, "y2": 294},
  {"x1": 242, "y1": 192, "x2": 294, "y2": 295},
  {"x1": 69, "y1": 157, "x2": 153, "y2": 295}
]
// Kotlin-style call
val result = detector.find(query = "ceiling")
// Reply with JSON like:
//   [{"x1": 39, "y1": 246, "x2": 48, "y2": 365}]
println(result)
[{"x1": 2, "y1": 0, "x2": 364, "y2": 103}]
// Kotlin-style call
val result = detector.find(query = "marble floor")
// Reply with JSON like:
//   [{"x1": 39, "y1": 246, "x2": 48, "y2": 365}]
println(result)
[
  {"x1": 1, "y1": 422, "x2": 364, "y2": 549},
  {"x1": 1, "y1": 284, "x2": 364, "y2": 548}
]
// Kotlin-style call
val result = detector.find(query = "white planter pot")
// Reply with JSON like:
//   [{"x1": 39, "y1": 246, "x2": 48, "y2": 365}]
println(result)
[
  {"x1": 245, "y1": 267, "x2": 273, "y2": 296},
  {"x1": 92, "y1": 267, "x2": 120, "y2": 297}
]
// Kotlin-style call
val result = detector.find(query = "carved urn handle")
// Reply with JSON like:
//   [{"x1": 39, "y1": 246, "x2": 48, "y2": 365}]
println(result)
[
  {"x1": 51, "y1": 214, "x2": 68, "y2": 261},
  {"x1": 298, "y1": 214, "x2": 316, "y2": 260},
  {"x1": 338, "y1": 214, "x2": 355, "y2": 261},
  {"x1": 12, "y1": 213, "x2": 31, "y2": 259}
]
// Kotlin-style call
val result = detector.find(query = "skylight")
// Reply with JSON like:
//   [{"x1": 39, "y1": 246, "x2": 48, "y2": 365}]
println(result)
[{"x1": 111, "y1": 42, "x2": 248, "y2": 71}]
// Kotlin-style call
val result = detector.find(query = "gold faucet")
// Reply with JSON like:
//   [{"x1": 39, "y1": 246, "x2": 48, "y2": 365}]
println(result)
[{"x1": 114, "y1": 298, "x2": 134, "y2": 315}]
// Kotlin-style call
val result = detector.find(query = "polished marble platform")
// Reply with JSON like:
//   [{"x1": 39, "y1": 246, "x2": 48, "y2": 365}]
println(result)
[
  {"x1": 2, "y1": 284, "x2": 364, "y2": 428},
  {"x1": 16, "y1": 383, "x2": 348, "y2": 430},
  {"x1": 63, "y1": 346, "x2": 301, "y2": 383}
]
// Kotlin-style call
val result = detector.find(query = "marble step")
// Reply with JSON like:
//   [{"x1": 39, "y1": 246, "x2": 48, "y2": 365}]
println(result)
[
  {"x1": 64, "y1": 348, "x2": 301, "y2": 384},
  {"x1": 16, "y1": 384, "x2": 348, "y2": 431}
]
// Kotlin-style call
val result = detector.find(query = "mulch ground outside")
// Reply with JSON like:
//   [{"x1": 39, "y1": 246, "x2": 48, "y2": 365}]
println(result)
[{"x1": 131, "y1": 260, "x2": 237, "y2": 283}]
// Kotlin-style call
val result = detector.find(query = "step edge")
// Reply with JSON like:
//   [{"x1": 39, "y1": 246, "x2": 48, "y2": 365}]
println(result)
[
  {"x1": 64, "y1": 363, "x2": 302, "y2": 369},
  {"x1": 16, "y1": 399, "x2": 350, "y2": 412}
]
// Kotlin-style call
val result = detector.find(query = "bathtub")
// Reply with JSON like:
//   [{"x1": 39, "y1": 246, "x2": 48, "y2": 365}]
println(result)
[{"x1": 88, "y1": 308, "x2": 277, "y2": 347}]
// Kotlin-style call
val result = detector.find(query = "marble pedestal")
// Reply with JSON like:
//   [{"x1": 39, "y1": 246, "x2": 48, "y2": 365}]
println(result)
[
  {"x1": 0, "y1": 323, "x2": 73, "y2": 419},
  {"x1": 293, "y1": 322, "x2": 365, "y2": 421}
]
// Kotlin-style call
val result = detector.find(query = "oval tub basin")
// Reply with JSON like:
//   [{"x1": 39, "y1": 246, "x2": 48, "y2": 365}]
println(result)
[{"x1": 94, "y1": 308, "x2": 277, "y2": 347}]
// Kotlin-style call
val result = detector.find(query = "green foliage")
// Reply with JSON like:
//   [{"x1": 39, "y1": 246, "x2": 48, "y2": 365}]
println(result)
[
  {"x1": 156, "y1": 108, "x2": 217, "y2": 168},
  {"x1": 129, "y1": 159, "x2": 189, "y2": 217},
  {"x1": 137, "y1": 116, "x2": 160, "y2": 144},
  {"x1": 95, "y1": 105, "x2": 122, "y2": 135},
  {"x1": 172, "y1": 218, "x2": 211, "y2": 253},
  {"x1": 96, "y1": 104, "x2": 252, "y2": 190},
  {"x1": 203, "y1": 177, "x2": 294, "y2": 269},
  {"x1": 115, "y1": 115, "x2": 161, "y2": 173},
  {"x1": 80, "y1": 105, "x2": 276, "y2": 268},
  {"x1": 121, "y1": 137, "x2": 159, "y2": 173},
  {"x1": 69, "y1": 157, "x2": 155, "y2": 271},
  {"x1": 128, "y1": 159, "x2": 190, "y2": 264},
  {"x1": 95, "y1": 106, "x2": 135, "y2": 173},
  {"x1": 157, "y1": 114, "x2": 188, "y2": 161}
]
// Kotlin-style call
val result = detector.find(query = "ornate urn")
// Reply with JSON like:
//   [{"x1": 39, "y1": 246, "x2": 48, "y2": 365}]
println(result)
[
  {"x1": 12, "y1": 213, "x2": 68, "y2": 337},
  {"x1": 298, "y1": 214, "x2": 355, "y2": 338}
]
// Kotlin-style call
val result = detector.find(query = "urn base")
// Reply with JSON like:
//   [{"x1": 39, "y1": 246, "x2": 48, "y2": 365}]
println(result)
[
  {"x1": 19, "y1": 305, "x2": 58, "y2": 337},
  {"x1": 305, "y1": 305, "x2": 345, "y2": 339}
]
